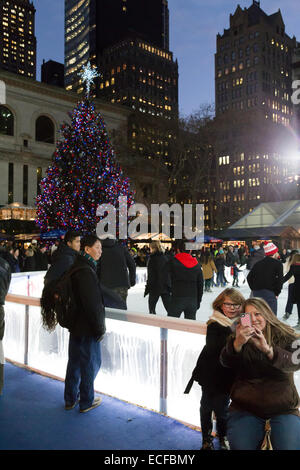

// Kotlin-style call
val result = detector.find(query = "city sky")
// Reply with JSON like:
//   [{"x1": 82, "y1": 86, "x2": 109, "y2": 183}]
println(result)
[{"x1": 35, "y1": 0, "x2": 300, "y2": 117}]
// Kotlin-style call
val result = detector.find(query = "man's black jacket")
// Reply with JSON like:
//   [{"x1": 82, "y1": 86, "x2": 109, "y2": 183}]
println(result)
[
  {"x1": 69, "y1": 254, "x2": 106, "y2": 341},
  {"x1": 97, "y1": 239, "x2": 136, "y2": 289}
]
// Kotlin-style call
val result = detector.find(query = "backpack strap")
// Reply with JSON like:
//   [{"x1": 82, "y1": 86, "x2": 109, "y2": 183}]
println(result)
[{"x1": 184, "y1": 377, "x2": 194, "y2": 394}]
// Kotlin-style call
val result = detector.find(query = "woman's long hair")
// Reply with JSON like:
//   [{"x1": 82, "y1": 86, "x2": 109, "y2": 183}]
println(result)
[
  {"x1": 200, "y1": 249, "x2": 212, "y2": 265},
  {"x1": 40, "y1": 281, "x2": 58, "y2": 332},
  {"x1": 291, "y1": 253, "x2": 300, "y2": 265},
  {"x1": 150, "y1": 240, "x2": 164, "y2": 253},
  {"x1": 244, "y1": 297, "x2": 300, "y2": 347}
]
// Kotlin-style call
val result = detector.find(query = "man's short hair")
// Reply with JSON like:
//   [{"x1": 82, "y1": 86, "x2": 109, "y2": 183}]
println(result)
[
  {"x1": 64, "y1": 231, "x2": 81, "y2": 245},
  {"x1": 81, "y1": 234, "x2": 101, "y2": 249},
  {"x1": 174, "y1": 239, "x2": 188, "y2": 253}
]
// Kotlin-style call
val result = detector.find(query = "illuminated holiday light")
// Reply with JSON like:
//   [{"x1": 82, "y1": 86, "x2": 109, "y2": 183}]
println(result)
[{"x1": 79, "y1": 61, "x2": 101, "y2": 97}]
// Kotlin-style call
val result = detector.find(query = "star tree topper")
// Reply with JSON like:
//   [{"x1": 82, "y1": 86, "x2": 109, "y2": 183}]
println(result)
[{"x1": 79, "y1": 61, "x2": 101, "y2": 96}]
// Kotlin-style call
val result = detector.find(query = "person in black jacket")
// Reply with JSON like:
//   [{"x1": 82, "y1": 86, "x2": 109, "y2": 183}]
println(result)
[
  {"x1": 0, "y1": 257, "x2": 11, "y2": 394},
  {"x1": 246, "y1": 244, "x2": 265, "y2": 271},
  {"x1": 283, "y1": 252, "x2": 300, "y2": 330},
  {"x1": 185, "y1": 288, "x2": 245, "y2": 450},
  {"x1": 64, "y1": 235, "x2": 105, "y2": 413},
  {"x1": 23, "y1": 246, "x2": 36, "y2": 272},
  {"x1": 44, "y1": 231, "x2": 81, "y2": 284},
  {"x1": 166, "y1": 240, "x2": 203, "y2": 320},
  {"x1": 2, "y1": 246, "x2": 20, "y2": 273},
  {"x1": 144, "y1": 241, "x2": 171, "y2": 314},
  {"x1": 97, "y1": 237, "x2": 136, "y2": 306},
  {"x1": 34, "y1": 244, "x2": 49, "y2": 271},
  {"x1": 247, "y1": 242, "x2": 283, "y2": 316}
]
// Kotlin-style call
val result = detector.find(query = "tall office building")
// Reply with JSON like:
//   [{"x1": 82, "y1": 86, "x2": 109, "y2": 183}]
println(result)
[
  {"x1": 0, "y1": 0, "x2": 36, "y2": 79},
  {"x1": 41, "y1": 60, "x2": 64, "y2": 88},
  {"x1": 65, "y1": 0, "x2": 178, "y2": 203},
  {"x1": 214, "y1": 0, "x2": 298, "y2": 227},
  {"x1": 65, "y1": 0, "x2": 170, "y2": 92}
]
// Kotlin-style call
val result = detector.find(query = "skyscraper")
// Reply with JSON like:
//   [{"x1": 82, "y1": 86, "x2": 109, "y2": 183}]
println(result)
[
  {"x1": 214, "y1": 0, "x2": 298, "y2": 227},
  {"x1": 41, "y1": 60, "x2": 64, "y2": 88},
  {"x1": 65, "y1": 0, "x2": 170, "y2": 93},
  {"x1": 0, "y1": 0, "x2": 36, "y2": 79},
  {"x1": 64, "y1": 0, "x2": 178, "y2": 204}
]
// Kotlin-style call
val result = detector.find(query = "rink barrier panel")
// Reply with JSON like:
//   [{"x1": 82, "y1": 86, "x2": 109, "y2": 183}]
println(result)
[{"x1": 5, "y1": 293, "x2": 207, "y2": 425}]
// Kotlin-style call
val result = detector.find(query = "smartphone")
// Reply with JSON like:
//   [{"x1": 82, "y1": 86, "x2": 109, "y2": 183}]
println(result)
[{"x1": 240, "y1": 313, "x2": 252, "y2": 327}]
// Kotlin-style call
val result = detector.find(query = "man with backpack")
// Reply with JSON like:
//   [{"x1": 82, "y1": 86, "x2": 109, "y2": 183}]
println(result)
[
  {"x1": 64, "y1": 234, "x2": 105, "y2": 413},
  {"x1": 44, "y1": 231, "x2": 81, "y2": 285}
]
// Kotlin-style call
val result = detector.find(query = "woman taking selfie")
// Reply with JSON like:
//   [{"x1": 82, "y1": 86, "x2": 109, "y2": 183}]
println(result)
[
  {"x1": 185, "y1": 288, "x2": 245, "y2": 450},
  {"x1": 220, "y1": 297, "x2": 300, "y2": 450}
]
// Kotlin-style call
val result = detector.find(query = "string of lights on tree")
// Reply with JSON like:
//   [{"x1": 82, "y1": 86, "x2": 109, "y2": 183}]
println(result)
[{"x1": 36, "y1": 62, "x2": 135, "y2": 235}]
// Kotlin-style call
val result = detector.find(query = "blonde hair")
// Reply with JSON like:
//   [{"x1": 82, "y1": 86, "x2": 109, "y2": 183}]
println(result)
[
  {"x1": 244, "y1": 297, "x2": 300, "y2": 346},
  {"x1": 150, "y1": 240, "x2": 164, "y2": 253},
  {"x1": 291, "y1": 253, "x2": 300, "y2": 264}
]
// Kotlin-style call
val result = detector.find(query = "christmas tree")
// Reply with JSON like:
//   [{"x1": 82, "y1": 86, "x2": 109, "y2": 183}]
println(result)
[{"x1": 36, "y1": 64, "x2": 134, "y2": 235}]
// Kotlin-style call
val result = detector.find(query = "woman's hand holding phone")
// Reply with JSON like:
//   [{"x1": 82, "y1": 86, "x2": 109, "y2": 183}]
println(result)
[
  {"x1": 233, "y1": 322, "x2": 255, "y2": 353},
  {"x1": 249, "y1": 327, "x2": 274, "y2": 359}
]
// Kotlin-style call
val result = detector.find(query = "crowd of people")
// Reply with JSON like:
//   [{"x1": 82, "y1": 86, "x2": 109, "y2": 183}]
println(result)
[{"x1": 1, "y1": 232, "x2": 300, "y2": 449}]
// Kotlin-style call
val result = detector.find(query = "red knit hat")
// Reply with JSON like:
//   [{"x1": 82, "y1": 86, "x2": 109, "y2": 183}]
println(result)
[{"x1": 264, "y1": 242, "x2": 278, "y2": 256}]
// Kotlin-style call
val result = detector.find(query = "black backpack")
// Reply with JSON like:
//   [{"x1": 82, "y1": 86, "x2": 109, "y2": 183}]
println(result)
[{"x1": 41, "y1": 265, "x2": 87, "y2": 332}]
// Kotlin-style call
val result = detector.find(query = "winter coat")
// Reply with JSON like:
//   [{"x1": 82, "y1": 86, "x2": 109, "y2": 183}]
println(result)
[
  {"x1": 283, "y1": 263, "x2": 300, "y2": 303},
  {"x1": 226, "y1": 251, "x2": 238, "y2": 267},
  {"x1": 247, "y1": 256, "x2": 283, "y2": 296},
  {"x1": 201, "y1": 259, "x2": 217, "y2": 280},
  {"x1": 246, "y1": 247, "x2": 265, "y2": 271},
  {"x1": 185, "y1": 317, "x2": 236, "y2": 394},
  {"x1": 69, "y1": 254, "x2": 106, "y2": 340},
  {"x1": 215, "y1": 256, "x2": 226, "y2": 272},
  {"x1": 166, "y1": 253, "x2": 203, "y2": 307},
  {"x1": 23, "y1": 252, "x2": 36, "y2": 272},
  {"x1": 145, "y1": 252, "x2": 171, "y2": 296},
  {"x1": 220, "y1": 336, "x2": 300, "y2": 419},
  {"x1": 97, "y1": 239, "x2": 136, "y2": 289},
  {"x1": 34, "y1": 250, "x2": 49, "y2": 271},
  {"x1": 2, "y1": 252, "x2": 20, "y2": 273},
  {"x1": 44, "y1": 244, "x2": 78, "y2": 284},
  {"x1": 0, "y1": 257, "x2": 11, "y2": 308}
]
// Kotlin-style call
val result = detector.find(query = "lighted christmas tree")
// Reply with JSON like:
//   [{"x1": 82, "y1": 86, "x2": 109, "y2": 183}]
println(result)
[{"x1": 36, "y1": 63, "x2": 134, "y2": 235}]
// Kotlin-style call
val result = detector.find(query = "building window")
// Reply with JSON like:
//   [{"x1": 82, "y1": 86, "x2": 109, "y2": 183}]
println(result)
[
  {"x1": 23, "y1": 164, "x2": 28, "y2": 205},
  {"x1": 35, "y1": 116, "x2": 55, "y2": 144},
  {"x1": 0, "y1": 106, "x2": 14, "y2": 136},
  {"x1": 8, "y1": 163, "x2": 14, "y2": 204},
  {"x1": 37, "y1": 167, "x2": 42, "y2": 196}
]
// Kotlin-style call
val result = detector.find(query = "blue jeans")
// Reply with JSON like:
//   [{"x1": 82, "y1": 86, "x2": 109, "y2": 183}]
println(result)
[
  {"x1": 252, "y1": 289, "x2": 277, "y2": 316},
  {"x1": 227, "y1": 410, "x2": 300, "y2": 450},
  {"x1": 216, "y1": 271, "x2": 226, "y2": 286},
  {"x1": 64, "y1": 334, "x2": 101, "y2": 410}
]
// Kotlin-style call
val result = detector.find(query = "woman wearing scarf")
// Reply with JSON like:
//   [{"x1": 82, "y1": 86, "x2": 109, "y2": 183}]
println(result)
[
  {"x1": 185, "y1": 288, "x2": 245, "y2": 450},
  {"x1": 220, "y1": 297, "x2": 300, "y2": 450}
]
